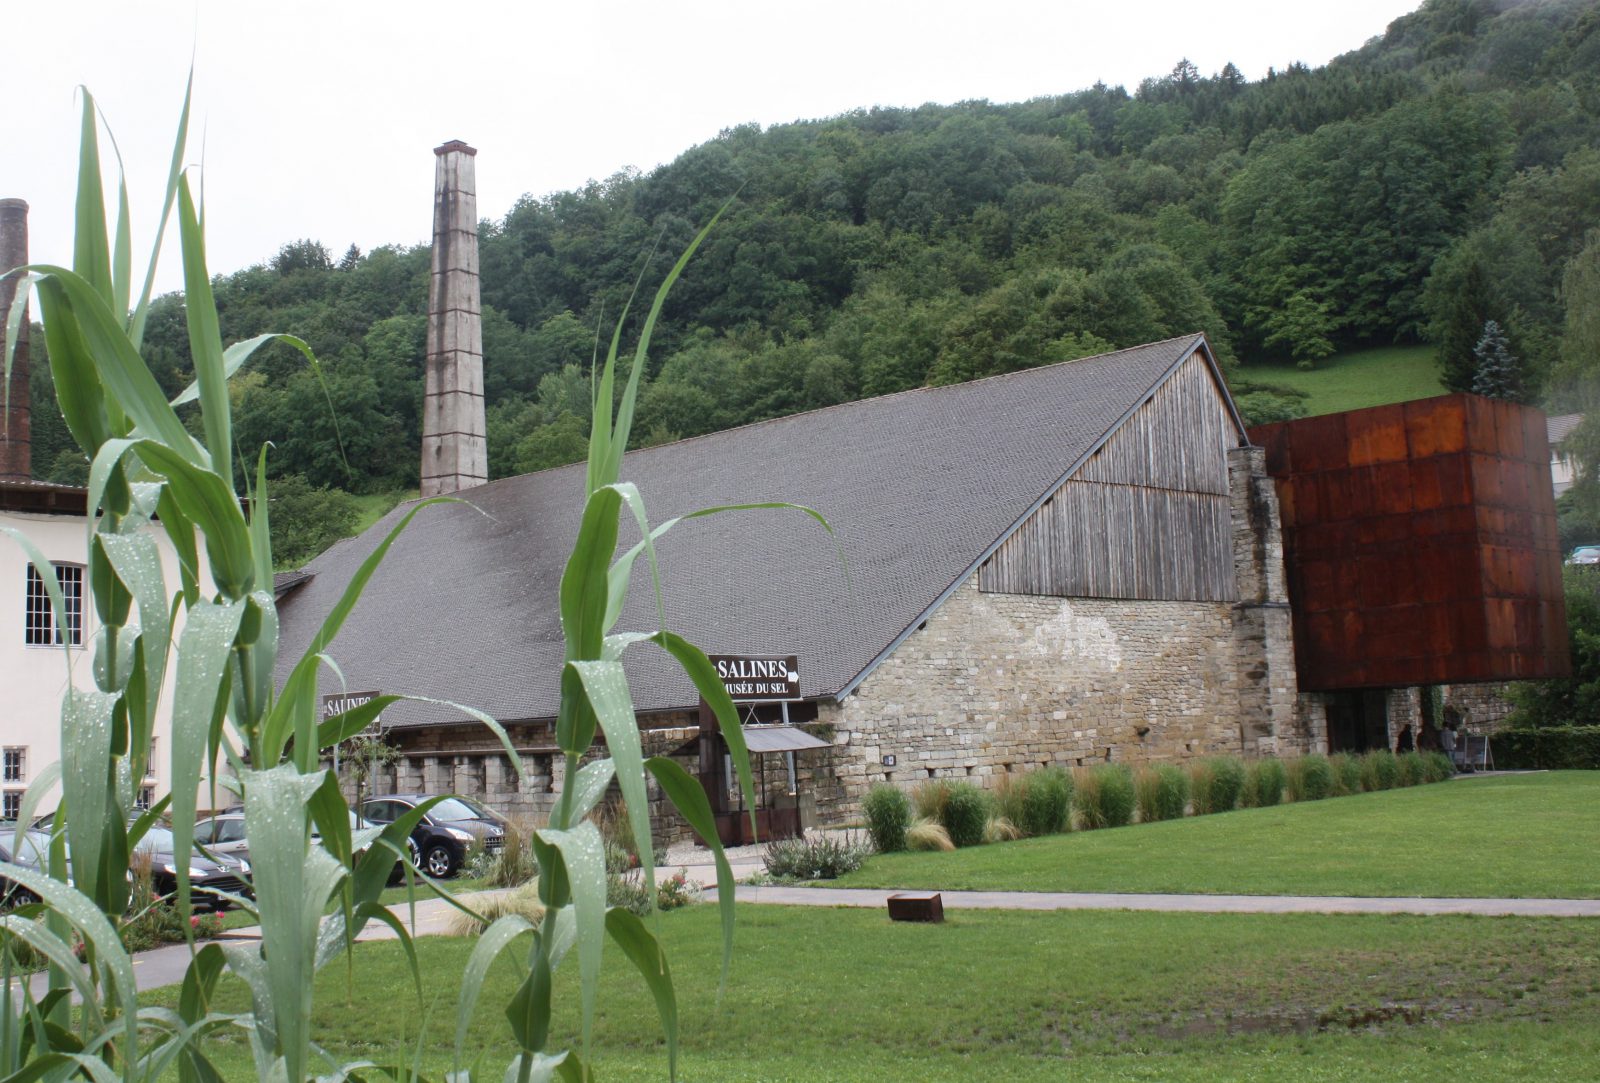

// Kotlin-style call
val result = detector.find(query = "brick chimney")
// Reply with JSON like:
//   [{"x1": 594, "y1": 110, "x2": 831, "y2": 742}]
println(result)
[
  {"x1": 420, "y1": 141, "x2": 487, "y2": 496},
  {"x1": 0, "y1": 198, "x2": 29, "y2": 482}
]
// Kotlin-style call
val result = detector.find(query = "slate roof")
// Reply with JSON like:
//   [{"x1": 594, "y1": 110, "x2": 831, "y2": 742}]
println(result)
[
  {"x1": 1548, "y1": 413, "x2": 1582, "y2": 448},
  {"x1": 275, "y1": 334, "x2": 1232, "y2": 729}
]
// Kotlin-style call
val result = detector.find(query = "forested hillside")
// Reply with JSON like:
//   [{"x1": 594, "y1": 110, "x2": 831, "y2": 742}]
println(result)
[{"x1": 26, "y1": 0, "x2": 1600, "y2": 523}]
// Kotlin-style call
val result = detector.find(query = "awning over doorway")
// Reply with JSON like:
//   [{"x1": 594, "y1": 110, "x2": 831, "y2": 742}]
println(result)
[{"x1": 741, "y1": 725, "x2": 831, "y2": 754}]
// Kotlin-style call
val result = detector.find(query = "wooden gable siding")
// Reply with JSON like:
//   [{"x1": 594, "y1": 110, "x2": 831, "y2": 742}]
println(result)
[{"x1": 979, "y1": 353, "x2": 1239, "y2": 601}]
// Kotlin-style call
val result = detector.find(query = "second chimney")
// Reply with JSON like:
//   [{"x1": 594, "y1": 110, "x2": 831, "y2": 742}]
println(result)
[{"x1": 0, "y1": 198, "x2": 30, "y2": 483}]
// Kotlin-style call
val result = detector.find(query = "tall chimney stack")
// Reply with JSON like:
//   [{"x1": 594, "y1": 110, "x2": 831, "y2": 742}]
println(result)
[
  {"x1": 421, "y1": 142, "x2": 487, "y2": 496},
  {"x1": 0, "y1": 198, "x2": 30, "y2": 483}
]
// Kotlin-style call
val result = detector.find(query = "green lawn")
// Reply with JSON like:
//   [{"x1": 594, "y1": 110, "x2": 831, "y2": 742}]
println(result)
[
  {"x1": 149, "y1": 903, "x2": 1600, "y2": 1080},
  {"x1": 351, "y1": 488, "x2": 416, "y2": 533},
  {"x1": 1241, "y1": 344, "x2": 1445, "y2": 416},
  {"x1": 834, "y1": 773, "x2": 1600, "y2": 898}
]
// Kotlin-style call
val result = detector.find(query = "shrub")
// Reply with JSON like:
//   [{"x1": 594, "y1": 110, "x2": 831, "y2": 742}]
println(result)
[
  {"x1": 906, "y1": 819, "x2": 955, "y2": 851},
  {"x1": 1286, "y1": 754, "x2": 1335, "y2": 802},
  {"x1": 654, "y1": 870, "x2": 700, "y2": 911},
  {"x1": 762, "y1": 834, "x2": 870, "y2": 880},
  {"x1": 1021, "y1": 767, "x2": 1073, "y2": 836},
  {"x1": 863, "y1": 784, "x2": 912, "y2": 853},
  {"x1": 1135, "y1": 765, "x2": 1189, "y2": 822},
  {"x1": 984, "y1": 816, "x2": 1024, "y2": 843},
  {"x1": 1075, "y1": 765, "x2": 1136, "y2": 829},
  {"x1": 911, "y1": 778, "x2": 954, "y2": 823},
  {"x1": 1242, "y1": 758, "x2": 1286, "y2": 807},
  {"x1": 1491, "y1": 725, "x2": 1600, "y2": 769},
  {"x1": 1191, "y1": 757, "x2": 1245, "y2": 814},
  {"x1": 940, "y1": 783, "x2": 992, "y2": 848},
  {"x1": 447, "y1": 881, "x2": 547, "y2": 936},
  {"x1": 1396, "y1": 751, "x2": 1427, "y2": 787},
  {"x1": 1422, "y1": 750, "x2": 1457, "y2": 781},
  {"x1": 1360, "y1": 750, "x2": 1401, "y2": 791},
  {"x1": 1329, "y1": 752, "x2": 1363, "y2": 796}
]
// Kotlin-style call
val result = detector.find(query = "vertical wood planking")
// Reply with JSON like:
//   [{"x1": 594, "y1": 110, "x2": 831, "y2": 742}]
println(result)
[{"x1": 980, "y1": 354, "x2": 1239, "y2": 601}]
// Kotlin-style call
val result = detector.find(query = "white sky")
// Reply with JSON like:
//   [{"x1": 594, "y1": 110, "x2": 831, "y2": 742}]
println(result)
[{"x1": 4, "y1": 0, "x2": 1421, "y2": 297}]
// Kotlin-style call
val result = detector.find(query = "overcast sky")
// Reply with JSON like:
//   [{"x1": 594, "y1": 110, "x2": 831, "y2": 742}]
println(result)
[{"x1": 5, "y1": 0, "x2": 1420, "y2": 296}]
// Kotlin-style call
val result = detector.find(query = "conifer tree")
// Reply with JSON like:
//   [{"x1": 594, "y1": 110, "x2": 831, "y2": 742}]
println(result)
[{"x1": 1472, "y1": 319, "x2": 1521, "y2": 401}]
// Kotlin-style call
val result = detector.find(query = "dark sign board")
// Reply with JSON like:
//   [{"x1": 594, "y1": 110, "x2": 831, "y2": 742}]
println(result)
[
  {"x1": 321, "y1": 690, "x2": 383, "y2": 735},
  {"x1": 708, "y1": 655, "x2": 800, "y2": 702}
]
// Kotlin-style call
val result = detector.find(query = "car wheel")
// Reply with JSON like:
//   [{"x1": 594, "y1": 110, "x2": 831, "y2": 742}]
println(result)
[
  {"x1": 422, "y1": 843, "x2": 456, "y2": 879},
  {"x1": 2, "y1": 886, "x2": 40, "y2": 910}
]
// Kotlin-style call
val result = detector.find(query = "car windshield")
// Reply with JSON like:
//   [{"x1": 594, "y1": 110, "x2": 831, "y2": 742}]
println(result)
[
  {"x1": 135, "y1": 827, "x2": 211, "y2": 857},
  {"x1": 1575, "y1": 547, "x2": 1600, "y2": 558},
  {"x1": 429, "y1": 797, "x2": 492, "y2": 822}
]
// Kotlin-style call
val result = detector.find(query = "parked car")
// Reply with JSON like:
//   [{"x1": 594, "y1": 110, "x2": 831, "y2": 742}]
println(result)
[
  {"x1": 0, "y1": 825, "x2": 52, "y2": 909},
  {"x1": 357, "y1": 794, "x2": 506, "y2": 879},
  {"x1": 194, "y1": 812, "x2": 251, "y2": 863},
  {"x1": 132, "y1": 826, "x2": 252, "y2": 911},
  {"x1": 1566, "y1": 545, "x2": 1600, "y2": 566}
]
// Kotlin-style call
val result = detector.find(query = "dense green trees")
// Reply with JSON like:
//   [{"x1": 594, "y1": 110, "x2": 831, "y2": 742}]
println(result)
[{"x1": 35, "y1": 0, "x2": 1595, "y2": 551}]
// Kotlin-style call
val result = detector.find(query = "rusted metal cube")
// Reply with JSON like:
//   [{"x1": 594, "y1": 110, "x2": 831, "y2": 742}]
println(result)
[{"x1": 887, "y1": 891, "x2": 944, "y2": 923}]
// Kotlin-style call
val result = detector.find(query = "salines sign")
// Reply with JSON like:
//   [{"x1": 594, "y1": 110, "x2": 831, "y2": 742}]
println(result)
[{"x1": 708, "y1": 655, "x2": 800, "y2": 702}]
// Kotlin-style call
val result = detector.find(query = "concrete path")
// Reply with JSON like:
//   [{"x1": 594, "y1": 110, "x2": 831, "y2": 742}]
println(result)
[{"x1": 734, "y1": 884, "x2": 1600, "y2": 918}]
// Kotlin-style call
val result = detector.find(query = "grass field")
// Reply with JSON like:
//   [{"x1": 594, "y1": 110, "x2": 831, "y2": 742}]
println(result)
[
  {"x1": 149, "y1": 904, "x2": 1600, "y2": 1080},
  {"x1": 833, "y1": 773, "x2": 1600, "y2": 898},
  {"x1": 351, "y1": 488, "x2": 416, "y2": 533},
  {"x1": 1240, "y1": 345, "x2": 1445, "y2": 416}
]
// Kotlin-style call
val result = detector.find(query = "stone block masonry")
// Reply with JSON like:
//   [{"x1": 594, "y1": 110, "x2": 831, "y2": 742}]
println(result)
[{"x1": 421, "y1": 141, "x2": 487, "y2": 497}]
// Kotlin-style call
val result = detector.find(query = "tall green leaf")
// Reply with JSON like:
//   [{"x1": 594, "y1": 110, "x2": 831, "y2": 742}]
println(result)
[
  {"x1": 604, "y1": 908, "x2": 679, "y2": 1082},
  {"x1": 568, "y1": 660, "x2": 656, "y2": 904}
]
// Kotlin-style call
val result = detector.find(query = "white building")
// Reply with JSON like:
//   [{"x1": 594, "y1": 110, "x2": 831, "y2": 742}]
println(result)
[{"x1": 1, "y1": 480, "x2": 205, "y2": 817}]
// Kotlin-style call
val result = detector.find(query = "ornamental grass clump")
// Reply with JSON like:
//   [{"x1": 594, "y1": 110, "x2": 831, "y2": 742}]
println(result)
[
  {"x1": 994, "y1": 766, "x2": 1073, "y2": 837},
  {"x1": 905, "y1": 819, "x2": 956, "y2": 852},
  {"x1": 1190, "y1": 756, "x2": 1245, "y2": 815},
  {"x1": 1361, "y1": 749, "x2": 1401, "y2": 791},
  {"x1": 940, "y1": 783, "x2": 992, "y2": 848},
  {"x1": 1422, "y1": 750, "x2": 1456, "y2": 782},
  {"x1": 863, "y1": 783, "x2": 911, "y2": 853},
  {"x1": 1075, "y1": 764, "x2": 1136, "y2": 829},
  {"x1": 1396, "y1": 750, "x2": 1427, "y2": 787},
  {"x1": 911, "y1": 778, "x2": 954, "y2": 823},
  {"x1": 1329, "y1": 751, "x2": 1364, "y2": 796},
  {"x1": 1134, "y1": 764, "x2": 1189, "y2": 822},
  {"x1": 1286, "y1": 754, "x2": 1335, "y2": 802},
  {"x1": 1242, "y1": 757, "x2": 1287, "y2": 807}
]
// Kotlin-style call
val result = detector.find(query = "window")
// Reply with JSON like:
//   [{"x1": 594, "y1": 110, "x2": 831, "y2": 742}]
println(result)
[
  {"x1": 2, "y1": 747, "x2": 23, "y2": 783},
  {"x1": 25, "y1": 563, "x2": 84, "y2": 646},
  {"x1": 145, "y1": 738, "x2": 158, "y2": 780},
  {"x1": 2, "y1": 791, "x2": 20, "y2": 820},
  {"x1": 135, "y1": 786, "x2": 154, "y2": 811}
]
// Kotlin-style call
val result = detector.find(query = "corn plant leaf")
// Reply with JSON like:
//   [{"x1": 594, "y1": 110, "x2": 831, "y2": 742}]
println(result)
[
  {"x1": 315, "y1": 695, "x2": 402, "y2": 751},
  {"x1": 453, "y1": 915, "x2": 537, "y2": 1073},
  {"x1": 501, "y1": 1051, "x2": 580, "y2": 1083},
  {"x1": 650, "y1": 631, "x2": 757, "y2": 838},
  {"x1": 0, "y1": 861, "x2": 138, "y2": 1046},
  {"x1": 559, "y1": 486, "x2": 623, "y2": 663},
  {"x1": 96, "y1": 531, "x2": 170, "y2": 775},
  {"x1": 176, "y1": 174, "x2": 232, "y2": 487},
  {"x1": 134, "y1": 440, "x2": 254, "y2": 597},
  {"x1": 596, "y1": 198, "x2": 732, "y2": 490},
  {"x1": 244, "y1": 764, "x2": 346, "y2": 1083},
  {"x1": 35, "y1": 276, "x2": 115, "y2": 455},
  {"x1": 604, "y1": 907, "x2": 680, "y2": 1082},
  {"x1": 534, "y1": 821, "x2": 606, "y2": 1057},
  {"x1": 569, "y1": 660, "x2": 655, "y2": 905},
  {"x1": 7, "y1": 761, "x2": 61, "y2": 862},
  {"x1": 72, "y1": 90, "x2": 113, "y2": 307},
  {"x1": 0, "y1": 916, "x2": 103, "y2": 1027},
  {"x1": 0, "y1": 527, "x2": 77, "y2": 663},
  {"x1": 266, "y1": 499, "x2": 453, "y2": 766},
  {"x1": 60, "y1": 686, "x2": 118, "y2": 908},
  {"x1": 504, "y1": 942, "x2": 554, "y2": 1059},
  {"x1": 644, "y1": 756, "x2": 738, "y2": 989},
  {"x1": 178, "y1": 943, "x2": 227, "y2": 1025},
  {"x1": 98, "y1": 111, "x2": 133, "y2": 326},
  {"x1": 29, "y1": 268, "x2": 202, "y2": 460},
  {"x1": 565, "y1": 759, "x2": 617, "y2": 825},
  {"x1": 249, "y1": 445, "x2": 273, "y2": 605},
  {"x1": 168, "y1": 598, "x2": 246, "y2": 928},
  {"x1": 127, "y1": 68, "x2": 191, "y2": 350}
]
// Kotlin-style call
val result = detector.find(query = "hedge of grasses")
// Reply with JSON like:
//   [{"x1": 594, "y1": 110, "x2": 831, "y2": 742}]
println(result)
[{"x1": 865, "y1": 749, "x2": 1455, "y2": 856}]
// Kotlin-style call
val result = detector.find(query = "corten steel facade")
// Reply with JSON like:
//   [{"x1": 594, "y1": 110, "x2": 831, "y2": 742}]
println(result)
[{"x1": 1250, "y1": 394, "x2": 1569, "y2": 692}]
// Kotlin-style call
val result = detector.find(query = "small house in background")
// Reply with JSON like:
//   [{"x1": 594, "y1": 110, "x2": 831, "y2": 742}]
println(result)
[{"x1": 1547, "y1": 412, "x2": 1582, "y2": 497}]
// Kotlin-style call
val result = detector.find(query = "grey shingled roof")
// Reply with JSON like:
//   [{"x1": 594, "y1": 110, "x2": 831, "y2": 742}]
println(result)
[
  {"x1": 276, "y1": 334, "x2": 1220, "y2": 729},
  {"x1": 1548, "y1": 413, "x2": 1582, "y2": 447}
]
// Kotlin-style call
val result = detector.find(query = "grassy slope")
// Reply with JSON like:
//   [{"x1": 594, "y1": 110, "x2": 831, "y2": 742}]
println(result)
[
  {"x1": 350, "y1": 488, "x2": 415, "y2": 533},
  {"x1": 834, "y1": 773, "x2": 1600, "y2": 898},
  {"x1": 1239, "y1": 344, "x2": 1446, "y2": 416},
  {"x1": 153, "y1": 905, "x2": 1600, "y2": 1080}
]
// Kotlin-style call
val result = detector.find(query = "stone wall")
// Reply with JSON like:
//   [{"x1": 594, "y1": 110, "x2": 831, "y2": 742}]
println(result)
[
  {"x1": 1443, "y1": 682, "x2": 1519, "y2": 733},
  {"x1": 818, "y1": 578, "x2": 1265, "y2": 813}
]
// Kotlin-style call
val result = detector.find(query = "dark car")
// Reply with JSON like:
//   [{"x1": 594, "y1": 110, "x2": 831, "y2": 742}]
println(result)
[
  {"x1": 133, "y1": 825, "x2": 252, "y2": 911},
  {"x1": 358, "y1": 794, "x2": 506, "y2": 879},
  {"x1": 0, "y1": 826, "x2": 52, "y2": 909}
]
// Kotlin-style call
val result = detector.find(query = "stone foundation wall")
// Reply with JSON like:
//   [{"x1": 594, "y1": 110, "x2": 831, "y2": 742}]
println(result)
[
  {"x1": 1443, "y1": 683, "x2": 1519, "y2": 733},
  {"x1": 816, "y1": 578, "x2": 1277, "y2": 815}
]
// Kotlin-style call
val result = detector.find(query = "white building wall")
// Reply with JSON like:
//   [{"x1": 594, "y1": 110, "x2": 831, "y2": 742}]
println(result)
[{"x1": 1, "y1": 507, "x2": 206, "y2": 814}]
